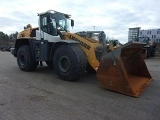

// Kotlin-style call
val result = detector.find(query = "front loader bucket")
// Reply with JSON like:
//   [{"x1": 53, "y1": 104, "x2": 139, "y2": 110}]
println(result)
[{"x1": 97, "y1": 42, "x2": 152, "y2": 97}]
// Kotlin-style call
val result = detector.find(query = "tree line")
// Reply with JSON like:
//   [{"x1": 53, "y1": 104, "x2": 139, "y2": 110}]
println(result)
[{"x1": 0, "y1": 31, "x2": 18, "y2": 46}]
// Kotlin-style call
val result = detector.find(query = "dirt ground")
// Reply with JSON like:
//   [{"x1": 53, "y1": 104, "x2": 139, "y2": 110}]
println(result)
[{"x1": 0, "y1": 51, "x2": 160, "y2": 120}]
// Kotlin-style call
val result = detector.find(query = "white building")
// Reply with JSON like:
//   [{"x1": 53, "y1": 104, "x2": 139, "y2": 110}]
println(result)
[{"x1": 139, "y1": 29, "x2": 160, "y2": 43}]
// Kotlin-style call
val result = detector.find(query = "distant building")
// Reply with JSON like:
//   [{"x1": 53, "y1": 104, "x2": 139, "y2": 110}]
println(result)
[
  {"x1": 139, "y1": 29, "x2": 160, "y2": 43},
  {"x1": 128, "y1": 27, "x2": 141, "y2": 42},
  {"x1": 128, "y1": 27, "x2": 160, "y2": 43}
]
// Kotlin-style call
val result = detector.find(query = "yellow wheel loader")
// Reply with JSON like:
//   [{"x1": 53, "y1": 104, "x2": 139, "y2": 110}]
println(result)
[{"x1": 11, "y1": 10, "x2": 152, "y2": 97}]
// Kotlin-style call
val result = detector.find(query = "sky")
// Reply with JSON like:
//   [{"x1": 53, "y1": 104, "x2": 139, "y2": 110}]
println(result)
[{"x1": 0, "y1": 0, "x2": 160, "y2": 43}]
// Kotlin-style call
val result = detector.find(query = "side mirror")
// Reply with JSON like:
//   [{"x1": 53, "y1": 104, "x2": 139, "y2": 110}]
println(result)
[{"x1": 71, "y1": 19, "x2": 74, "y2": 27}]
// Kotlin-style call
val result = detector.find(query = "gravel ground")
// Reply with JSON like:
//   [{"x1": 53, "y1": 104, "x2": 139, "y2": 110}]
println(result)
[{"x1": 0, "y1": 51, "x2": 160, "y2": 120}]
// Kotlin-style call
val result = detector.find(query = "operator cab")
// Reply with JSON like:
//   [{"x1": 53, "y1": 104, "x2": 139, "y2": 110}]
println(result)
[{"x1": 38, "y1": 10, "x2": 74, "y2": 36}]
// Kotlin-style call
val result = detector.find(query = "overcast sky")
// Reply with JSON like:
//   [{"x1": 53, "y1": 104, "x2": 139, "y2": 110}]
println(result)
[{"x1": 0, "y1": 0, "x2": 160, "y2": 43}]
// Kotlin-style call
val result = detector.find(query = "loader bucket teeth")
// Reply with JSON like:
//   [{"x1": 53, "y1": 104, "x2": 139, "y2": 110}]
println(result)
[{"x1": 97, "y1": 42, "x2": 152, "y2": 97}]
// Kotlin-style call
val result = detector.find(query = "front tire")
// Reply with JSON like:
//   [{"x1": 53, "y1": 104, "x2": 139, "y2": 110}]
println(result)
[
  {"x1": 46, "y1": 61, "x2": 53, "y2": 69},
  {"x1": 54, "y1": 44, "x2": 86, "y2": 81},
  {"x1": 17, "y1": 45, "x2": 37, "y2": 71}
]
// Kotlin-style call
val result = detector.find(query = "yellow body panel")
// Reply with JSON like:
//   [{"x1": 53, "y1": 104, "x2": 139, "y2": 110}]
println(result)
[
  {"x1": 17, "y1": 27, "x2": 38, "y2": 39},
  {"x1": 17, "y1": 28, "x2": 31, "y2": 38}
]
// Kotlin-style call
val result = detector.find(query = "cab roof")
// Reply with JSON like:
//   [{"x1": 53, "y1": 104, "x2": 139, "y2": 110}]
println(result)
[{"x1": 37, "y1": 10, "x2": 71, "y2": 18}]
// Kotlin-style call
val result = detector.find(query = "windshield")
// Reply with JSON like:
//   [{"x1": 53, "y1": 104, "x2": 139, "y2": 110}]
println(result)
[{"x1": 50, "y1": 13, "x2": 70, "y2": 32}]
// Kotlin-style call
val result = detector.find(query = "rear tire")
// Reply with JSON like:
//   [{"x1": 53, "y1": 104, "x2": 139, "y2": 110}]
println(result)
[
  {"x1": 54, "y1": 44, "x2": 86, "y2": 81},
  {"x1": 17, "y1": 45, "x2": 37, "y2": 71}
]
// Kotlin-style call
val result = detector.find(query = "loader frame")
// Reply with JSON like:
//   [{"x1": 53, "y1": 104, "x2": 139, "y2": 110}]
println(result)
[{"x1": 11, "y1": 10, "x2": 152, "y2": 97}]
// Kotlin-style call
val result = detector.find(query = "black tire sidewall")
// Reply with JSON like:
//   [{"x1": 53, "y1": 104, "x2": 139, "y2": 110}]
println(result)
[
  {"x1": 54, "y1": 45, "x2": 78, "y2": 80},
  {"x1": 46, "y1": 61, "x2": 53, "y2": 69},
  {"x1": 17, "y1": 46, "x2": 29, "y2": 70},
  {"x1": 17, "y1": 45, "x2": 36, "y2": 71}
]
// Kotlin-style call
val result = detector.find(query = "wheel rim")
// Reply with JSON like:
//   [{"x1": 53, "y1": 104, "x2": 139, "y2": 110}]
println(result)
[
  {"x1": 20, "y1": 54, "x2": 26, "y2": 66},
  {"x1": 59, "y1": 56, "x2": 70, "y2": 72}
]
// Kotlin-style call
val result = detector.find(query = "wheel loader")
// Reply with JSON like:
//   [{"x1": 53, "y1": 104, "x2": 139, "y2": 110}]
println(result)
[{"x1": 11, "y1": 10, "x2": 152, "y2": 97}]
